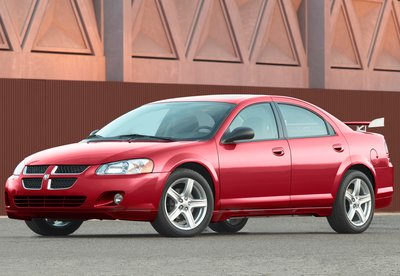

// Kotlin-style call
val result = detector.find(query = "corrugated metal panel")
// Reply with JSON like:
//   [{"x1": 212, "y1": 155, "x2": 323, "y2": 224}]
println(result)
[{"x1": 1, "y1": 79, "x2": 398, "y2": 214}]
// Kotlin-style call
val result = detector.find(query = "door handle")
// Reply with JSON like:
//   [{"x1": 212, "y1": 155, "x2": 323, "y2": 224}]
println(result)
[
  {"x1": 272, "y1": 147, "x2": 285, "y2": 156},
  {"x1": 332, "y1": 143, "x2": 344, "y2": 152}
]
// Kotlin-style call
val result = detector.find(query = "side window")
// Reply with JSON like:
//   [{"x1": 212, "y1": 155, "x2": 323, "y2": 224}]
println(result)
[
  {"x1": 278, "y1": 104, "x2": 332, "y2": 138},
  {"x1": 228, "y1": 103, "x2": 279, "y2": 141}
]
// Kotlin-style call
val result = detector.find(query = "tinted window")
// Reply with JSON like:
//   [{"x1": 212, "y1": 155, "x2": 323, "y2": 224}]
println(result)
[
  {"x1": 278, "y1": 104, "x2": 330, "y2": 138},
  {"x1": 96, "y1": 102, "x2": 235, "y2": 141},
  {"x1": 227, "y1": 103, "x2": 279, "y2": 141}
]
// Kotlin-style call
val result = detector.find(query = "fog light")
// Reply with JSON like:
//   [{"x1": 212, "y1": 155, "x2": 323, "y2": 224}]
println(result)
[{"x1": 114, "y1": 193, "x2": 123, "y2": 205}]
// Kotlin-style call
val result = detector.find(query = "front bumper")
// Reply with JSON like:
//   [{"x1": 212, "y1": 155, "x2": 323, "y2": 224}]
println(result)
[{"x1": 5, "y1": 166, "x2": 169, "y2": 221}]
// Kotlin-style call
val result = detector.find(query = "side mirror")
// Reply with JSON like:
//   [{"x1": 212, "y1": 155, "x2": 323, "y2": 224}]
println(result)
[{"x1": 222, "y1": 127, "x2": 255, "y2": 144}]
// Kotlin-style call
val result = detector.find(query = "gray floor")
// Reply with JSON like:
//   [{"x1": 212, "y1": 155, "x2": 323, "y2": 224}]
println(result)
[{"x1": 0, "y1": 214, "x2": 399, "y2": 275}]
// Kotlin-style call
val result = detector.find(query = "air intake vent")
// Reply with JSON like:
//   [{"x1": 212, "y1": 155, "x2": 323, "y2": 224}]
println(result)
[
  {"x1": 14, "y1": 196, "x2": 86, "y2": 207},
  {"x1": 25, "y1": 166, "x2": 48, "y2": 174},
  {"x1": 22, "y1": 178, "x2": 42, "y2": 190},
  {"x1": 54, "y1": 165, "x2": 88, "y2": 174},
  {"x1": 49, "y1": 178, "x2": 77, "y2": 189}
]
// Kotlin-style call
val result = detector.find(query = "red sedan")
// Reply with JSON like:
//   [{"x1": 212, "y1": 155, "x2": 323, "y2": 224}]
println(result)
[{"x1": 5, "y1": 95, "x2": 394, "y2": 237}]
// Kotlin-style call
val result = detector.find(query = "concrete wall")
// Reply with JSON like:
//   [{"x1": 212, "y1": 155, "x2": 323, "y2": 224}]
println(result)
[
  {"x1": 125, "y1": 0, "x2": 309, "y2": 87},
  {"x1": 0, "y1": 0, "x2": 105, "y2": 80},
  {"x1": 120, "y1": 0, "x2": 400, "y2": 91},
  {"x1": 1, "y1": 0, "x2": 400, "y2": 90},
  {"x1": 327, "y1": 0, "x2": 400, "y2": 91}
]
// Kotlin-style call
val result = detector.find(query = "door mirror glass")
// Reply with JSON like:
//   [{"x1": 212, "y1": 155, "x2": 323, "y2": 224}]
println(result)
[{"x1": 222, "y1": 127, "x2": 255, "y2": 144}]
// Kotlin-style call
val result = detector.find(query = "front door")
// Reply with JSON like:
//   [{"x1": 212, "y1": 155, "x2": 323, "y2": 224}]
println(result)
[{"x1": 218, "y1": 103, "x2": 291, "y2": 209}]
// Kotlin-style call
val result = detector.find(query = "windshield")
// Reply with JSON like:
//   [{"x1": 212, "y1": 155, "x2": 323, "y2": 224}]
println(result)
[{"x1": 94, "y1": 101, "x2": 235, "y2": 141}]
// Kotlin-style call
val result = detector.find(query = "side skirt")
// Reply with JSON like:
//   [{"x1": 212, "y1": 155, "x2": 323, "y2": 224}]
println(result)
[{"x1": 211, "y1": 207, "x2": 332, "y2": 222}]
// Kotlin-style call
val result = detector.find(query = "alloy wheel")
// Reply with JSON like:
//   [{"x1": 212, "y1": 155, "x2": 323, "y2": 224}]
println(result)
[
  {"x1": 344, "y1": 178, "x2": 372, "y2": 227},
  {"x1": 164, "y1": 177, "x2": 208, "y2": 231}
]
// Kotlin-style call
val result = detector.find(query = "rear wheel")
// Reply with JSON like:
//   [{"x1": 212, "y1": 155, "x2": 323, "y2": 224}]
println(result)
[
  {"x1": 328, "y1": 170, "x2": 374, "y2": 234},
  {"x1": 151, "y1": 169, "x2": 214, "y2": 237},
  {"x1": 25, "y1": 218, "x2": 83, "y2": 236},
  {"x1": 209, "y1": 218, "x2": 248, "y2": 233}
]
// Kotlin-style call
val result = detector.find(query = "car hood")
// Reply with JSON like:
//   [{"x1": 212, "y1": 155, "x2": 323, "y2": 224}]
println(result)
[{"x1": 25, "y1": 141, "x2": 199, "y2": 165}]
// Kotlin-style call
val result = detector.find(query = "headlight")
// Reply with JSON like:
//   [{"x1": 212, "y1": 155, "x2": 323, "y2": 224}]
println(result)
[
  {"x1": 96, "y1": 159, "x2": 154, "y2": 175},
  {"x1": 13, "y1": 159, "x2": 26, "y2": 176}
]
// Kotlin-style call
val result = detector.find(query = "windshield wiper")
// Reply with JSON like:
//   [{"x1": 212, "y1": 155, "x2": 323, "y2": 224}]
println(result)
[{"x1": 116, "y1": 134, "x2": 176, "y2": 142}]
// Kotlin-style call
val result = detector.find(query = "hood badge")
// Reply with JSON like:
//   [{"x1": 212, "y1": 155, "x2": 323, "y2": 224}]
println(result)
[{"x1": 43, "y1": 174, "x2": 50, "y2": 181}]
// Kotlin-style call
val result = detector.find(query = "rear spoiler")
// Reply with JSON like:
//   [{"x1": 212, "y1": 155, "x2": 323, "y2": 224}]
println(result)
[{"x1": 344, "y1": 117, "x2": 384, "y2": 132}]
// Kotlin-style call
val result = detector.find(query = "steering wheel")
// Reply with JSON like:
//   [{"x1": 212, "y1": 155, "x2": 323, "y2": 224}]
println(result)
[{"x1": 194, "y1": 126, "x2": 213, "y2": 133}]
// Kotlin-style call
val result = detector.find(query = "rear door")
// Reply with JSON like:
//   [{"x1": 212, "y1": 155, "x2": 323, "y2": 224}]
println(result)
[{"x1": 274, "y1": 98, "x2": 349, "y2": 207}]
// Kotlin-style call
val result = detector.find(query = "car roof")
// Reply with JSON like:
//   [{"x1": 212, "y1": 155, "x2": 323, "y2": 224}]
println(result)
[{"x1": 155, "y1": 94, "x2": 277, "y2": 104}]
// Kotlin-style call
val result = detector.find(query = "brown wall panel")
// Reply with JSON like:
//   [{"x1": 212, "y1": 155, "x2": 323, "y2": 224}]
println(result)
[{"x1": 0, "y1": 79, "x2": 398, "y2": 215}]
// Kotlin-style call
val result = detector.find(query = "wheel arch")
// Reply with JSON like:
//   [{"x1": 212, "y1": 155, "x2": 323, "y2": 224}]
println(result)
[
  {"x1": 346, "y1": 164, "x2": 376, "y2": 193},
  {"x1": 334, "y1": 163, "x2": 376, "y2": 199},
  {"x1": 169, "y1": 161, "x2": 220, "y2": 209},
  {"x1": 332, "y1": 157, "x2": 377, "y2": 202},
  {"x1": 176, "y1": 162, "x2": 215, "y2": 193}
]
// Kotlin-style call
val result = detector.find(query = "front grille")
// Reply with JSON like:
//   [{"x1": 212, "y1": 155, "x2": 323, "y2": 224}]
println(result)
[
  {"x1": 14, "y1": 196, "x2": 86, "y2": 207},
  {"x1": 54, "y1": 165, "x2": 88, "y2": 174},
  {"x1": 25, "y1": 166, "x2": 48, "y2": 174},
  {"x1": 49, "y1": 178, "x2": 77, "y2": 189},
  {"x1": 22, "y1": 178, "x2": 42, "y2": 190}
]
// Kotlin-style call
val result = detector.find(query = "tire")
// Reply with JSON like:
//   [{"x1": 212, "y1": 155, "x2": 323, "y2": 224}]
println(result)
[
  {"x1": 151, "y1": 168, "x2": 214, "y2": 237},
  {"x1": 327, "y1": 170, "x2": 374, "y2": 234},
  {"x1": 209, "y1": 218, "x2": 248, "y2": 233},
  {"x1": 25, "y1": 218, "x2": 83, "y2": 236}
]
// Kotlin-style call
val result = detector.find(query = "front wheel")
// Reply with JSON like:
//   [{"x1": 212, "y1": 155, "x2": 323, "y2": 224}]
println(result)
[
  {"x1": 209, "y1": 218, "x2": 248, "y2": 233},
  {"x1": 25, "y1": 218, "x2": 83, "y2": 236},
  {"x1": 327, "y1": 170, "x2": 374, "y2": 234},
  {"x1": 151, "y1": 169, "x2": 214, "y2": 237}
]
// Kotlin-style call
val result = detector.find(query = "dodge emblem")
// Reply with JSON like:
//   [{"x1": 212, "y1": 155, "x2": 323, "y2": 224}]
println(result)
[{"x1": 43, "y1": 174, "x2": 50, "y2": 181}]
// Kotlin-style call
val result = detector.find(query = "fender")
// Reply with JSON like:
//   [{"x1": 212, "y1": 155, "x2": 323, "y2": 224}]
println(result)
[
  {"x1": 160, "y1": 152, "x2": 221, "y2": 209},
  {"x1": 331, "y1": 154, "x2": 376, "y2": 202}
]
